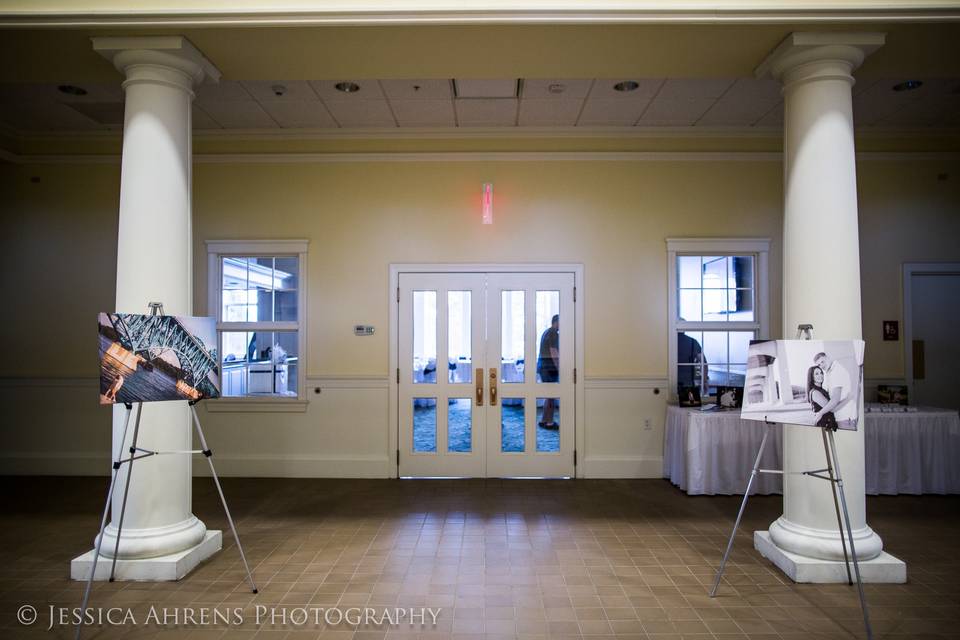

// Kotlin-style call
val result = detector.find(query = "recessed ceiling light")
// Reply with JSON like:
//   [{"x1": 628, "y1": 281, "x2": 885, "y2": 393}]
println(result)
[
  {"x1": 892, "y1": 80, "x2": 923, "y2": 92},
  {"x1": 613, "y1": 81, "x2": 639, "y2": 93},
  {"x1": 57, "y1": 84, "x2": 88, "y2": 96},
  {"x1": 335, "y1": 81, "x2": 361, "y2": 93},
  {"x1": 548, "y1": 83, "x2": 566, "y2": 94}
]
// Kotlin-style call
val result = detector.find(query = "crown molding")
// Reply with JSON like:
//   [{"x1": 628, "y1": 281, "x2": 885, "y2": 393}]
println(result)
[
  {"x1": 195, "y1": 125, "x2": 785, "y2": 141},
  {"x1": 1, "y1": 150, "x2": 781, "y2": 164},
  {"x1": 1, "y1": 7, "x2": 959, "y2": 28},
  {"x1": 5, "y1": 148, "x2": 960, "y2": 165},
  {"x1": 9, "y1": 124, "x2": 960, "y2": 145},
  {"x1": 10, "y1": 125, "x2": 784, "y2": 142}
]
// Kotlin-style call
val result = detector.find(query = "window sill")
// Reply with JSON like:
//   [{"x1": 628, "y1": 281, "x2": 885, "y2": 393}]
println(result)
[{"x1": 204, "y1": 398, "x2": 309, "y2": 413}]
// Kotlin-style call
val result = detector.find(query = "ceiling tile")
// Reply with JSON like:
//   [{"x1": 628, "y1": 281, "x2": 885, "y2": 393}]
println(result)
[
  {"x1": 877, "y1": 91, "x2": 960, "y2": 127},
  {"x1": 455, "y1": 98, "x2": 517, "y2": 126},
  {"x1": 390, "y1": 99, "x2": 455, "y2": 126},
  {"x1": 697, "y1": 97, "x2": 780, "y2": 126},
  {"x1": 0, "y1": 101, "x2": 103, "y2": 131},
  {"x1": 0, "y1": 83, "x2": 123, "y2": 104},
  {"x1": 577, "y1": 98, "x2": 650, "y2": 126},
  {"x1": 657, "y1": 78, "x2": 736, "y2": 100},
  {"x1": 380, "y1": 79, "x2": 452, "y2": 100},
  {"x1": 324, "y1": 99, "x2": 396, "y2": 127},
  {"x1": 192, "y1": 105, "x2": 221, "y2": 130},
  {"x1": 518, "y1": 99, "x2": 583, "y2": 126},
  {"x1": 199, "y1": 100, "x2": 277, "y2": 128},
  {"x1": 521, "y1": 79, "x2": 592, "y2": 99},
  {"x1": 65, "y1": 102, "x2": 124, "y2": 126},
  {"x1": 853, "y1": 91, "x2": 919, "y2": 126},
  {"x1": 852, "y1": 77, "x2": 882, "y2": 97},
  {"x1": 195, "y1": 81, "x2": 252, "y2": 105},
  {"x1": 637, "y1": 97, "x2": 715, "y2": 125},
  {"x1": 721, "y1": 78, "x2": 782, "y2": 101},
  {"x1": 241, "y1": 80, "x2": 319, "y2": 102},
  {"x1": 754, "y1": 104, "x2": 784, "y2": 127},
  {"x1": 942, "y1": 96, "x2": 960, "y2": 124},
  {"x1": 916, "y1": 78, "x2": 960, "y2": 96},
  {"x1": 853, "y1": 78, "x2": 928, "y2": 112},
  {"x1": 589, "y1": 78, "x2": 663, "y2": 100},
  {"x1": 454, "y1": 79, "x2": 518, "y2": 99},
  {"x1": 259, "y1": 100, "x2": 337, "y2": 128},
  {"x1": 0, "y1": 84, "x2": 48, "y2": 103},
  {"x1": 309, "y1": 80, "x2": 384, "y2": 101}
]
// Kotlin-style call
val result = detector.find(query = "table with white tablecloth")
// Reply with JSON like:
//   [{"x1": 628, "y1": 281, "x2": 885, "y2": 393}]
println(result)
[
  {"x1": 865, "y1": 409, "x2": 960, "y2": 495},
  {"x1": 663, "y1": 405, "x2": 960, "y2": 496}
]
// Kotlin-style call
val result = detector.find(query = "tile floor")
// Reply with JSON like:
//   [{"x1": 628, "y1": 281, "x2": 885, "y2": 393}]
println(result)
[{"x1": 0, "y1": 477, "x2": 958, "y2": 639}]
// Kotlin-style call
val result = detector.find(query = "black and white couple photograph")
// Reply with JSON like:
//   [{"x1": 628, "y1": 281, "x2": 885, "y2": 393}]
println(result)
[{"x1": 741, "y1": 339, "x2": 865, "y2": 430}]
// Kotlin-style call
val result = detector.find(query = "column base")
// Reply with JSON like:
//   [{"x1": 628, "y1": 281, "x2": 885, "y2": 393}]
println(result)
[
  {"x1": 755, "y1": 531, "x2": 906, "y2": 583},
  {"x1": 71, "y1": 530, "x2": 221, "y2": 581}
]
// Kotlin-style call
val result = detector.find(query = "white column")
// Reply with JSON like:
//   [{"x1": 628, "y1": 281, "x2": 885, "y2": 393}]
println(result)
[
  {"x1": 72, "y1": 37, "x2": 223, "y2": 581},
  {"x1": 753, "y1": 32, "x2": 905, "y2": 583}
]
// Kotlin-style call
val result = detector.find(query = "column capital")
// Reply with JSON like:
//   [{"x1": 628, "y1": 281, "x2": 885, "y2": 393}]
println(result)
[
  {"x1": 756, "y1": 32, "x2": 885, "y2": 87},
  {"x1": 92, "y1": 36, "x2": 221, "y2": 92}
]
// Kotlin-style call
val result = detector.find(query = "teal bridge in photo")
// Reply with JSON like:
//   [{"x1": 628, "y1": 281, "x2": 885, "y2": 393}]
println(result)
[{"x1": 109, "y1": 313, "x2": 219, "y2": 397}]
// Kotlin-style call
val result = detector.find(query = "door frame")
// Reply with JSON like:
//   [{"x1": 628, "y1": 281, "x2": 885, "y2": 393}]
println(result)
[
  {"x1": 902, "y1": 262, "x2": 960, "y2": 403},
  {"x1": 389, "y1": 263, "x2": 585, "y2": 478}
]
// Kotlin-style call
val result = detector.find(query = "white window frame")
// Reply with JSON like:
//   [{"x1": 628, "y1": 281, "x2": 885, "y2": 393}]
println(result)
[
  {"x1": 666, "y1": 238, "x2": 770, "y2": 404},
  {"x1": 206, "y1": 239, "x2": 309, "y2": 412}
]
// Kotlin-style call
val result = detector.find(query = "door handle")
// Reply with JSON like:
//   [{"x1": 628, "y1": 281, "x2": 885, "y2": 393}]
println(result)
[
  {"x1": 913, "y1": 340, "x2": 925, "y2": 380},
  {"x1": 475, "y1": 368, "x2": 484, "y2": 406},
  {"x1": 489, "y1": 368, "x2": 498, "y2": 405}
]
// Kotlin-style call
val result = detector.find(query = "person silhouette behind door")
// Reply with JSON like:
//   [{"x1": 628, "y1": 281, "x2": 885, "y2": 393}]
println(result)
[{"x1": 537, "y1": 314, "x2": 560, "y2": 428}]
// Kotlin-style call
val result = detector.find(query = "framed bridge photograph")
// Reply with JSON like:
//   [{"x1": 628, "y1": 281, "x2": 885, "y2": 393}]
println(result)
[{"x1": 98, "y1": 312, "x2": 221, "y2": 405}]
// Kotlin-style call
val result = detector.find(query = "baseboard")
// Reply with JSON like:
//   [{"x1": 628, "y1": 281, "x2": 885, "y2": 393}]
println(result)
[
  {"x1": 0, "y1": 452, "x2": 109, "y2": 475},
  {"x1": 581, "y1": 455, "x2": 663, "y2": 478}
]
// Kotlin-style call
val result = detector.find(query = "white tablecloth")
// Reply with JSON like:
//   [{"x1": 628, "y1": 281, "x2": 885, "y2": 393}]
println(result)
[
  {"x1": 663, "y1": 406, "x2": 784, "y2": 495},
  {"x1": 664, "y1": 405, "x2": 960, "y2": 496},
  {"x1": 865, "y1": 409, "x2": 960, "y2": 495}
]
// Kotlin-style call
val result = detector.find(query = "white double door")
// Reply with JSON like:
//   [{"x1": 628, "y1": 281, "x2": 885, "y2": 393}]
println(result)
[{"x1": 399, "y1": 272, "x2": 575, "y2": 477}]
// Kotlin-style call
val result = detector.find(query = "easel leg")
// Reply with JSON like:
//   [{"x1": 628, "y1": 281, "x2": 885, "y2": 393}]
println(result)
[
  {"x1": 190, "y1": 406, "x2": 258, "y2": 593},
  {"x1": 76, "y1": 404, "x2": 134, "y2": 640},
  {"x1": 710, "y1": 428, "x2": 770, "y2": 597},
  {"x1": 821, "y1": 428, "x2": 853, "y2": 585},
  {"x1": 109, "y1": 402, "x2": 143, "y2": 582},
  {"x1": 826, "y1": 429, "x2": 873, "y2": 640}
]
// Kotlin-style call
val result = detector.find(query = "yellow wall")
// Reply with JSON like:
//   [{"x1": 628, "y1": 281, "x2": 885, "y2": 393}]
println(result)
[
  {"x1": 858, "y1": 159, "x2": 960, "y2": 378},
  {"x1": 3, "y1": 154, "x2": 959, "y2": 381},
  {"x1": 2, "y1": 151, "x2": 959, "y2": 477},
  {"x1": 192, "y1": 159, "x2": 784, "y2": 378}
]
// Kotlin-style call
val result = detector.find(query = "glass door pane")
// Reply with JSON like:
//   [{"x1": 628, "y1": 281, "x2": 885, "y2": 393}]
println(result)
[
  {"x1": 501, "y1": 291, "x2": 524, "y2": 383},
  {"x1": 399, "y1": 273, "x2": 485, "y2": 477},
  {"x1": 485, "y1": 273, "x2": 575, "y2": 478},
  {"x1": 412, "y1": 291, "x2": 437, "y2": 384}
]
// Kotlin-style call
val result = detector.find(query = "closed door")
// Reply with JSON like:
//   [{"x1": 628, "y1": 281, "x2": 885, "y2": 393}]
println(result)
[
  {"x1": 911, "y1": 272, "x2": 960, "y2": 409},
  {"x1": 398, "y1": 272, "x2": 576, "y2": 477}
]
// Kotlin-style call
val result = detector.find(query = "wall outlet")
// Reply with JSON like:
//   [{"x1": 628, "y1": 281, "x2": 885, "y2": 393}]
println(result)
[
  {"x1": 354, "y1": 325, "x2": 375, "y2": 336},
  {"x1": 644, "y1": 418, "x2": 652, "y2": 431}
]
